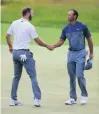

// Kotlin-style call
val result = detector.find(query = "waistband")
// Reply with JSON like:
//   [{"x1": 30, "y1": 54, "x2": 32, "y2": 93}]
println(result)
[
  {"x1": 13, "y1": 49, "x2": 30, "y2": 51},
  {"x1": 69, "y1": 48, "x2": 85, "y2": 51}
]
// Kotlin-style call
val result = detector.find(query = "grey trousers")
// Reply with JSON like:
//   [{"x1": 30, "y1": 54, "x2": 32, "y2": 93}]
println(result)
[
  {"x1": 11, "y1": 50, "x2": 41, "y2": 100},
  {"x1": 67, "y1": 49, "x2": 88, "y2": 100}
]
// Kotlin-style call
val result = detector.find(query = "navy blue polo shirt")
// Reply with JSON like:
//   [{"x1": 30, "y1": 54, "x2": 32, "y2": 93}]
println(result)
[{"x1": 60, "y1": 21, "x2": 91, "y2": 51}]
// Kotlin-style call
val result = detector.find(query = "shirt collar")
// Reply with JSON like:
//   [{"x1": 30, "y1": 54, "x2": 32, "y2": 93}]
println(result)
[{"x1": 21, "y1": 18, "x2": 29, "y2": 22}]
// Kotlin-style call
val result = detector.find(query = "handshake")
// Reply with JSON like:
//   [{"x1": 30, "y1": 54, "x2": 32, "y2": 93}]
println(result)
[{"x1": 46, "y1": 44, "x2": 55, "y2": 51}]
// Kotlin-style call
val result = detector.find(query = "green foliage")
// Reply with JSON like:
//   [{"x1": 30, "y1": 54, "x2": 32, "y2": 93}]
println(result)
[
  {"x1": 1, "y1": 0, "x2": 99, "y2": 45},
  {"x1": 1, "y1": 1, "x2": 99, "y2": 31}
]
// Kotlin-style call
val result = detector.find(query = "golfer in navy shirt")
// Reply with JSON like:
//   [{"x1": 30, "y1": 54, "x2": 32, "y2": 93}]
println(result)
[{"x1": 49, "y1": 9, "x2": 93, "y2": 105}]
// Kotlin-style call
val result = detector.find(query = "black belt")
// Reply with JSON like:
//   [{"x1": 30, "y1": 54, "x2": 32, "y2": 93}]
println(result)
[
  {"x1": 14, "y1": 49, "x2": 30, "y2": 51},
  {"x1": 69, "y1": 48, "x2": 84, "y2": 51}
]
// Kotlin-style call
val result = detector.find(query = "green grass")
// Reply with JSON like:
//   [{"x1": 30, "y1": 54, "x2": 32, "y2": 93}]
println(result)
[
  {"x1": 1, "y1": 1, "x2": 99, "y2": 31},
  {"x1": 1, "y1": 23, "x2": 99, "y2": 46},
  {"x1": 1, "y1": 1, "x2": 99, "y2": 114},
  {"x1": 1, "y1": 45, "x2": 99, "y2": 114}
]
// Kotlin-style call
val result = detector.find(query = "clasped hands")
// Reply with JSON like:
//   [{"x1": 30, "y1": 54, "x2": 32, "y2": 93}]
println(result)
[{"x1": 46, "y1": 44, "x2": 55, "y2": 51}]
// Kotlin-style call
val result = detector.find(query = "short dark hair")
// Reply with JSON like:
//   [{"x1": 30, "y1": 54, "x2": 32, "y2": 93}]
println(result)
[
  {"x1": 22, "y1": 7, "x2": 32, "y2": 16},
  {"x1": 70, "y1": 9, "x2": 79, "y2": 19}
]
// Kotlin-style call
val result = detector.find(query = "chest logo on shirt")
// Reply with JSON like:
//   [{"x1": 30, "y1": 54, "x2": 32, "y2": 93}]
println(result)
[{"x1": 77, "y1": 28, "x2": 80, "y2": 31}]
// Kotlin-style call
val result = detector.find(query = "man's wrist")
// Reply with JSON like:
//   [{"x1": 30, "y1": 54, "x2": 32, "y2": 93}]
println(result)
[
  {"x1": 9, "y1": 46, "x2": 13, "y2": 49},
  {"x1": 53, "y1": 44, "x2": 57, "y2": 48},
  {"x1": 90, "y1": 53, "x2": 93, "y2": 56},
  {"x1": 45, "y1": 44, "x2": 48, "y2": 48},
  {"x1": 89, "y1": 53, "x2": 94, "y2": 59}
]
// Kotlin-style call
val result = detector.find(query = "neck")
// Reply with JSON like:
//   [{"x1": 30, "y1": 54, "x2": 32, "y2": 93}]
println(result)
[
  {"x1": 70, "y1": 20, "x2": 77, "y2": 25},
  {"x1": 23, "y1": 16, "x2": 29, "y2": 21}
]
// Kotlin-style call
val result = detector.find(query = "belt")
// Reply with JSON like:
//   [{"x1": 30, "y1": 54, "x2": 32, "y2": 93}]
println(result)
[
  {"x1": 13, "y1": 49, "x2": 30, "y2": 51},
  {"x1": 69, "y1": 48, "x2": 84, "y2": 51}
]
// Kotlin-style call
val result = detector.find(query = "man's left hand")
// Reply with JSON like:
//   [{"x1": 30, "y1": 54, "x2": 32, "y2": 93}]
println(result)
[{"x1": 89, "y1": 54, "x2": 94, "y2": 60}]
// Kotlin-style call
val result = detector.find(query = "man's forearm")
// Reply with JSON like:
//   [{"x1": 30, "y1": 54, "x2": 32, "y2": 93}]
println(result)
[
  {"x1": 54, "y1": 39, "x2": 65, "y2": 48},
  {"x1": 35, "y1": 38, "x2": 47, "y2": 47},
  {"x1": 87, "y1": 37, "x2": 93, "y2": 59},
  {"x1": 38, "y1": 40, "x2": 47, "y2": 47},
  {"x1": 89, "y1": 42, "x2": 93, "y2": 55},
  {"x1": 6, "y1": 34, "x2": 12, "y2": 48},
  {"x1": 88, "y1": 38, "x2": 93, "y2": 54},
  {"x1": 6, "y1": 34, "x2": 13, "y2": 53}
]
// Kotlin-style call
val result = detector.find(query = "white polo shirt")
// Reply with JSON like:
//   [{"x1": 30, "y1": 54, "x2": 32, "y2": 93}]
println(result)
[{"x1": 7, "y1": 18, "x2": 38, "y2": 49}]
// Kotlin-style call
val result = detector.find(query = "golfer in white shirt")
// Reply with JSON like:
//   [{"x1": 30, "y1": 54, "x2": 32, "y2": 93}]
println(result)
[{"x1": 6, "y1": 7, "x2": 52, "y2": 107}]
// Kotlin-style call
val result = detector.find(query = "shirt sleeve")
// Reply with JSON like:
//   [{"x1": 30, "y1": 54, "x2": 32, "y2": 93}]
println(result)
[
  {"x1": 7, "y1": 24, "x2": 13, "y2": 35},
  {"x1": 60, "y1": 28, "x2": 66, "y2": 41},
  {"x1": 83, "y1": 25, "x2": 91, "y2": 38},
  {"x1": 29, "y1": 25, "x2": 38, "y2": 39}
]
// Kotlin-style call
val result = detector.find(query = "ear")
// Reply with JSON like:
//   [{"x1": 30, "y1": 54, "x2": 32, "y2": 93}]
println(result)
[{"x1": 74, "y1": 15, "x2": 77, "y2": 19}]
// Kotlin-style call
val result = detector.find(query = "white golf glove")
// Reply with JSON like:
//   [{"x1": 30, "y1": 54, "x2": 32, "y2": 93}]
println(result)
[{"x1": 20, "y1": 54, "x2": 27, "y2": 62}]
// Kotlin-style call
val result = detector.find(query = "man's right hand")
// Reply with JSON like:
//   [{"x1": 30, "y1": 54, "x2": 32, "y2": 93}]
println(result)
[
  {"x1": 9, "y1": 47, "x2": 13, "y2": 53},
  {"x1": 47, "y1": 45, "x2": 54, "y2": 51}
]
